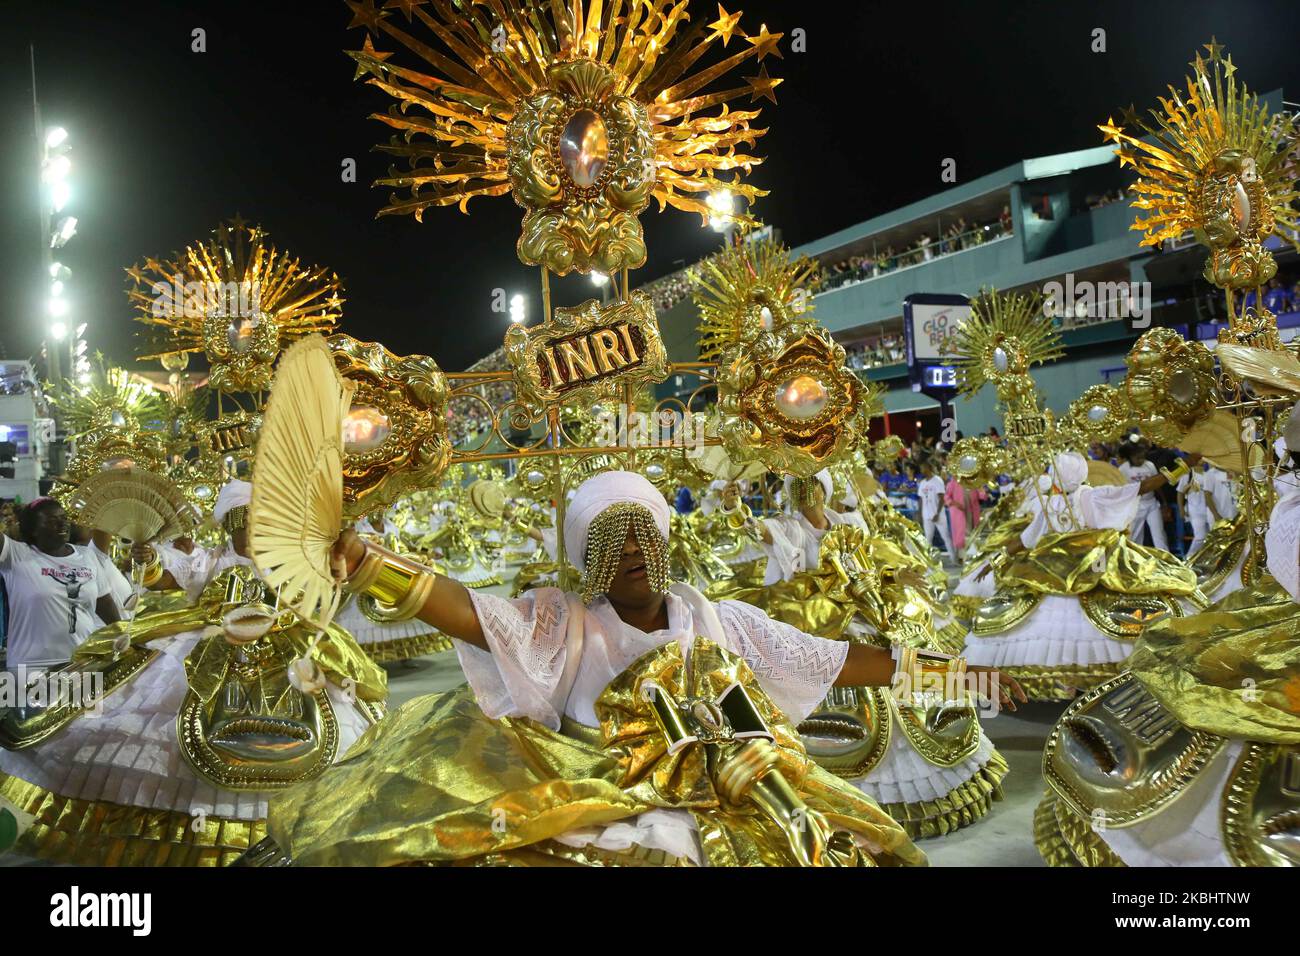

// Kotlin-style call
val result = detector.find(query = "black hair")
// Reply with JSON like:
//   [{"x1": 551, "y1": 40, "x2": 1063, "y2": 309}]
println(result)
[{"x1": 18, "y1": 498, "x2": 61, "y2": 543}]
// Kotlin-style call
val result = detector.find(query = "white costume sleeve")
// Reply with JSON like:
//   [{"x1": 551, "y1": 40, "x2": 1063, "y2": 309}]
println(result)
[
  {"x1": 1266, "y1": 495, "x2": 1300, "y2": 603},
  {"x1": 539, "y1": 526, "x2": 558, "y2": 563},
  {"x1": 90, "y1": 542, "x2": 133, "y2": 610},
  {"x1": 715, "y1": 599, "x2": 848, "y2": 724},
  {"x1": 167, "y1": 545, "x2": 236, "y2": 604},
  {"x1": 1076, "y1": 483, "x2": 1140, "y2": 531},
  {"x1": 759, "y1": 514, "x2": 808, "y2": 583},
  {"x1": 457, "y1": 587, "x2": 576, "y2": 729}
]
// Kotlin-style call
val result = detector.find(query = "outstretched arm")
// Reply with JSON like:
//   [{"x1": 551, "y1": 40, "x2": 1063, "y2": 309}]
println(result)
[
  {"x1": 835, "y1": 644, "x2": 1025, "y2": 709},
  {"x1": 335, "y1": 530, "x2": 487, "y2": 649}
]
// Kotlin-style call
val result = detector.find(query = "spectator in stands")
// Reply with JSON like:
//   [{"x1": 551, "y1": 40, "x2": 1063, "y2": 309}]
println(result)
[{"x1": 1264, "y1": 277, "x2": 1291, "y2": 315}]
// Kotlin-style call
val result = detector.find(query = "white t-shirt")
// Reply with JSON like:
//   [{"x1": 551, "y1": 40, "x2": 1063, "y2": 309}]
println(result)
[
  {"x1": 1, "y1": 537, "x2": 111, "y2": 669},
  {"x1": 1176, "y1": 470, "x2": 1210, "y2": 519},
  {"x1": 1119, "y1": 460, "x2": 1159, "y2": 508},
  {"x1": 89, "y1": 541, "x2": 136, "y2": 620},
  {"x1": 917, "y1": 475, "x2": 945, "y2": 520}
]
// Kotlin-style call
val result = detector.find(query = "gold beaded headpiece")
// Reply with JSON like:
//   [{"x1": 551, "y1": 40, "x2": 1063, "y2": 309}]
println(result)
[
  {"x1": 222, "y1": 505, "x2": 249, "y2": 538},
  {"x1": 789, "y1": 476, "x2": 825, "y2": 511},
  {"x1": 581, "y1": 502, "x2": 670, "y2": 605}
]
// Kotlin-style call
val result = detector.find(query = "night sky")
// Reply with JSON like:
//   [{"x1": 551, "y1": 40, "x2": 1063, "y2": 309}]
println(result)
[{"x1": 4, "y1": 0, "x2": 1300, "y2": 374}]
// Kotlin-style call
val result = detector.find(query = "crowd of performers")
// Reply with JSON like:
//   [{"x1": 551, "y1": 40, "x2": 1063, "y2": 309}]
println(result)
[{"x1": 0, "y1": 404, "x2": 1292, "y2": 868}]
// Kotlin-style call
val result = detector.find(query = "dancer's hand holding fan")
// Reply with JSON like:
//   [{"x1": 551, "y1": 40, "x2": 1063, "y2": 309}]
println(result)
[{"x1": 249, "y1": 335, "x2": 355, "y2": 636}]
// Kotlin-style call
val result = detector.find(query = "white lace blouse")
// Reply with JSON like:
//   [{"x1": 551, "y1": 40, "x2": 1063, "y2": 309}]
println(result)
[{"x1": 455, "y1": 583, "x2": 848, "y2": 731}]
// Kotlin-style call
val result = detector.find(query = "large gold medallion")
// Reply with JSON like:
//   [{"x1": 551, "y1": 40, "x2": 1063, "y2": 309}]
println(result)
[{"x1": 1044, "y1": 674, "x2": 1225, "y2": 827}]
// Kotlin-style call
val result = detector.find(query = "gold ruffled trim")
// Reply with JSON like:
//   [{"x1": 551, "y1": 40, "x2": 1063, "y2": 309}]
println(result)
[
  {"x1": 932, "y1": 620, "x2": 969, "y2": 656},
  {"x1": 459, "y1": 838, "x2": 695, "y2": 867},
  {"x1": 880, "y1": 751, "x2": 1009, "y2": 839},
  {"x1": 948, "y1": 595, "x2": 984, "y2": 625},
  {"x1": 359, "y1": 632, "x2": 454, "y2": 663},
  {"x1": 1001, "y1": 663, "x2": 1124, "y2": 702},
  {"x1": 0, "y1": 772, "x2": 265, "y2": 867},
  {"x1": 460, "y1": 574, "x2": 503, "y2": 589},
  {"x1": 1034, "y1": 791, "x2": 1125, "y2": 867}
]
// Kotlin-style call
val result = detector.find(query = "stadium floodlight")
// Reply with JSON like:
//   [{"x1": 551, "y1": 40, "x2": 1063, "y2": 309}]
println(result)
[
  {"x1": 42, "y1": 154, "x2": 71, "y2": 184},
  {"x1": 48, "y1": 298, "x2": 69, "y2": 319},
  {"x1": 509, "y1": 293, "x2": 526, "y2": 323},
  {"x1": 50, "y1": 321, "x2": 68, "y2": 340},
  {"x1": 49, "y1": 261, "x2": 70, "y2": 280},
  {"x1": 51, "y1": 180, "x2": 71, "y2": 212},
  {"x1": 50, "y1": 280, "x2": 65, "y2": 298},
  {"x1": 45, "y1": 126, "x2": 68, "y2": 150},
  {"x1": 708, "y1": 189, "x2": 735, "y2": 231},
  {"x1": 51, "y1": 216, "x2": 78, "y2": 248}
]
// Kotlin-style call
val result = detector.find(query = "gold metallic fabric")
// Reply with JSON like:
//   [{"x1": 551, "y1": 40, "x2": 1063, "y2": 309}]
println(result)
[
  {"x1": 1128, "y1": 575, "x2": 1300, "y2": 745},
  {"x1": 882, "y1": 752, "x2": 1008, "y2": 839},
  {"x1": 999, "y1": 528, "x2": 1199, "y2": 599},
  {"x1": 1034, "y1": 791, "x2": 1125, "y2": 868},
  {"x1": 1000, "y1": 663, "x2": 1123, "y2": 702},
  {"x1": 267, "y1": 643, "x2": 926, "y2": 867},
  {"x1": 0, "y1": 772, "x2": 265, "y2": 867}
]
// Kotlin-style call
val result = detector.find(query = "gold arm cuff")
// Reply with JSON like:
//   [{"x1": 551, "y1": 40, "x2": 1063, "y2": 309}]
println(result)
[
  {"x1": 369, "y1": 552, "x2": 429, "y2": 607},
  {"x1": 894, "y1": 646, "x2": 968, "y2": 700},
  {"x1": 1160, "y1": 459, "x2": 1190, "y2": 485},
  {"x1": 343, "y1": 546, "x2": 385, "y2": 595},
  {"x1": 344, "y1": 543, "x2": 437, "y2": 621},
  {"x1": 140, "y1": 559, "x2": 164, "y2": 588},
  {"x1": 388, "y1": 570, "x2": 436, "y2": 621}
]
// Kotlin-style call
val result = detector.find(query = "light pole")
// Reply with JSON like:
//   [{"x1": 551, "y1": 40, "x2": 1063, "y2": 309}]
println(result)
[{"x1": 33, "y1": 46, "x2": 77, "y2": 473}]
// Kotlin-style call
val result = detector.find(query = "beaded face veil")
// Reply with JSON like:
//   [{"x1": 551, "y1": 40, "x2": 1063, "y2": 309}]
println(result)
[
  {"x1": 581, "y1": 502, "x2": 671, "y2": 605},
  {"x1": 789, "y1": 476, "x2": 826, "y2": 512}
]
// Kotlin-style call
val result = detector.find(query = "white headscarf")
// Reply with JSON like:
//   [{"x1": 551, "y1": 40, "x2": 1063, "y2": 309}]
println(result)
[
  {"x1": 563, "y1": 471, "x2": 671, "y2": 574},
  {"x1": 214, "y1": 479, "x2": 252, "y2": 523},
  {"x1": 1049, "y1": 452, "x2": 1089, "y2": 494}
]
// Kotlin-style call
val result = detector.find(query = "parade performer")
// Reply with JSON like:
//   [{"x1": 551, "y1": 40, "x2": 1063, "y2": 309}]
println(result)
[{"x1": 254, "y1": 470, "x2": 988, "y2": 866}]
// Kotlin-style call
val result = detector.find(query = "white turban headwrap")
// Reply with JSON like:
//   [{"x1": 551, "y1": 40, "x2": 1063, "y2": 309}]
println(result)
[
  {"x1": 214, "y1": 479, "x2": 253, "y2": 524},
  {"x1": 1049, "y1": 452, "x2": 1089, "y2": 494},
  {"x1": 563, "y1": 471, "x2": 671, "y2": 574}
]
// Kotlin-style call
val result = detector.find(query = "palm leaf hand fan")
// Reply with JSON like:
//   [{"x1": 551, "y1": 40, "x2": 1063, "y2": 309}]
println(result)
[
  {"x1": 68, "y1": 468, "x2": 199, "y2": 544},
  {"x1": 249, "y1": 335, "x2": 355, "y2": 631}
]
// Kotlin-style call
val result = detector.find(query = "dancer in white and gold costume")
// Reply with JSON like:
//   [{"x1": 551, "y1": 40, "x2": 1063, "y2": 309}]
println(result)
[{"x1": 258, "y1": 472, "x2": 1027, "y2": 866}]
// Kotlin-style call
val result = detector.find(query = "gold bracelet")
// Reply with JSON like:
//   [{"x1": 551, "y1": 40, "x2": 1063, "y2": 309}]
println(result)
[
  {"x1": 388, "y1": 569, "x2": 436, "y2": 621},
  {"x1": 894, "y1": 646, "x2": 967, "y2": 701},
  {"x1": 140, "y1": 559, "x2": 164, "y2": 588},
  {"x1": 369, "y1": 552, "x2": 430, "y2": 607}
]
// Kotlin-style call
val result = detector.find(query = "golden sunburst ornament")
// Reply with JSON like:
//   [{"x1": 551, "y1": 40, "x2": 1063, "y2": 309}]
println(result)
[
  {"x1": 344, "y1": 0, "x2": 782, "y2": 275},
  {"x1": 691, "y1": 235, "x2": 818, "y2": 360},
  {"x1": 945, "y1": 288, "x2": 1063, "y2": 404},
  {"x1": 1100, "y1": 39, "x2": 1300, "y2": 292},
  {"x1": 49, "y1": 355, "x2": 163, "y2": 439},
  {"x1": 127, "y1": 218, "x2": 345, "y2": 393}
]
